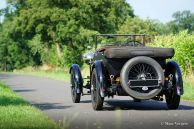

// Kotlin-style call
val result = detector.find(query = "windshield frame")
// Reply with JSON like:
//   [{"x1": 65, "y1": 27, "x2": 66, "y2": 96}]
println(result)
[{"x1": 95, "y1": 34, "x2": 146, "y2": 50}]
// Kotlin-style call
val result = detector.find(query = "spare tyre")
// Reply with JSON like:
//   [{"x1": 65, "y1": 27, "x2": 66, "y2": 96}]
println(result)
[{"x1": 120, "y1": 56, "x2": 164, "y2": 100}]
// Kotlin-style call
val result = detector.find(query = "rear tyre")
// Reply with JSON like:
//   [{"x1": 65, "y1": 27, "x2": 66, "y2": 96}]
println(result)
[
  {"x1": 166, "y1": 93, "x2": 180, "y2": 110},
  {"x1": 165, "y1": 68, "x2": 181, "y2": 110},
  {"x1": 91, "y1": 69, "x2": 104, "y2": 110},
  {"x1": 70, "y1": 71, "x2": 81, "y2": 103}
]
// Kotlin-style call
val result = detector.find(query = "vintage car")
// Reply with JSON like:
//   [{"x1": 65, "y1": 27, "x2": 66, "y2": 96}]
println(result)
[{"x1": 69, "y1": 34, "x2": 183, "y2": 110}]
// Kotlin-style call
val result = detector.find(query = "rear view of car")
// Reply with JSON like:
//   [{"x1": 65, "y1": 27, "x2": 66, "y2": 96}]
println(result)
[{"x1": 70, "y1": 34, "x2": 183, "y2": 110}]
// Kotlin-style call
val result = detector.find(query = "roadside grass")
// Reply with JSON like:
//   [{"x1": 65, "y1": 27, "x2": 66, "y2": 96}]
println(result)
[
  {"x1": 12, "y1": 65, "x2": 194, "y2": 101},
  {"x1": 13, "y1": 66, "x2": 70, "y2": 82},
  {"x1": 14, "y1": 70, "x2": 70, "y2": 82},
  {"x1": 182, "y1": 74, "x2": 194, "y2": 101},
  {"x1": 12, "y1": 64, "x2": 90, "y2": 83},
  {"x1": 0, "y1": 82, "x2": 61, "y2": 129}
]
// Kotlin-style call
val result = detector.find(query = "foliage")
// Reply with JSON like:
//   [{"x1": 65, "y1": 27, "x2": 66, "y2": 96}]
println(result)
[
  {"x1": 0, "y1": 17, "x2": 33, "y2": 71},
  {"x1": 1, "y1": 0, "x2": 194, "y2": 71},
  {"x1": 152, "y1": 31, "x2": 194, "y2": 74},
  {"x1": 0, "y1": 0, "x2": 134, "y2": 70},
  {"x1": 117, "y1": 17, "x2": 166, "y2": 36},
  {"x1": 166, "y1": 10, "x2": 194, "y2": 34}
]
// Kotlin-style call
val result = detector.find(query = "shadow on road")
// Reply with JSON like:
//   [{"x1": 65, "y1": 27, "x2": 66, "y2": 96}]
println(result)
[
  {"x1": 79, "y1": 99, "x2": 194, "y2": 111},
  {"x1": 34, "y1": 103, "x2": 72, "y2": 111},
  {"x1": 14, "y1": 89, "x2": 36, "y2": 92},
  {"x1": 80, "y1": 100, "x2": 91, "y2": 103},
  {"x1": 80, "y1": 99, "x2": 194, "y2": 111},
  {"x1": 103, "y1": 100, "x2": 194, "y2": 111}
]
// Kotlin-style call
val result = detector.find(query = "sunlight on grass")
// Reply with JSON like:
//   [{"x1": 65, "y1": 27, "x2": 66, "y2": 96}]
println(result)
[
  {"x1": 182, "y1": 74, "x2": 194, "y2": 101},
  {"x1": 13, "y1": 66, "x2": 70, "y2": 83},
  {"x1": 0, "y1": 83, "x2": 61, "y2": 129}
]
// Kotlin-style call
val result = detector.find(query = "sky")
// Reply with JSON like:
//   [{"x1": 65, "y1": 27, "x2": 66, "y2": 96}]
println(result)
[
  {"x1": 0, "y1": 0, "x2": 6, "y2": 22},
  {"x1": 127, "y1": 0, "x2": 194, "y2": 23},
  {"x1": 1, "y1": 0, "x2": 194, "y2": 23},
  {"x1": 0, "y1": 0, "x2": 6, "y2": 9}
]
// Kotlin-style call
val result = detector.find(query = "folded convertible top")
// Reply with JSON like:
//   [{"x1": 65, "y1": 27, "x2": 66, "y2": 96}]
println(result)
[{"x1": 104, "y1": 46, "x2": 174, "y2": 59}]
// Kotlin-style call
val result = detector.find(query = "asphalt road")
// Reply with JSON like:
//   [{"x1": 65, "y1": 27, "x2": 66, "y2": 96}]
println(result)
[{"x1": 0, "y1": 73, "x2": 194, "y2": 129}]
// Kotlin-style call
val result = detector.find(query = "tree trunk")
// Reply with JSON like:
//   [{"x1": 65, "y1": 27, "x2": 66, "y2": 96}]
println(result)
[{"x1": 56, "y1": 42, "x2": 62, "y2": 58}]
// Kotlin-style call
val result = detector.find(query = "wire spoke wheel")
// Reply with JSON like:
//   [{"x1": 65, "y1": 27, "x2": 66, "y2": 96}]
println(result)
[
  {"x1": 91, "y1": 69, "x2": 104, "y2": 110},
  {"x1": 128, "y1": 63, "x2": 159, "y2": 93},
  {"x1": 91, "y1": 73, "x2": 97, "y2": 103},
  {"x1": 129, "y1": 63, "x2": 158, "y2": 79},
  {"x1": 70, "y1": 71, "x2": 81, "y2": 103}
]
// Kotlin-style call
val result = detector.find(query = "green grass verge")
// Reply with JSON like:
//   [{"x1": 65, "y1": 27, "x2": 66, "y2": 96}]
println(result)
[
  {"x1": 182, "y1": 79, "x2": 194, "y2": 101},
  {"x1": 13, "y1": 69, "x2": 70, "y2": 82},
  {"x1": 0, "y1": 82, "x2": 61, "y2": 129}
]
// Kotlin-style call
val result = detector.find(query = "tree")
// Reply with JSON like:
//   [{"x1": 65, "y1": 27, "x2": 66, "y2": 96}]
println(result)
[
  {"x1": 7, "y1": 0, "x2": 133, "y2": 65},
  {"x1": 167, "y1": 10, "x2": 194, "y2": 34},
  {"x1": 117, "y1": 17, "x2": 164, "y2": 36},
  {"x1": 3, "y1": 0, "x2": 134, "y2": 69},
  {"x1": 0, "y1": 16, "x2": 33, "y2": 71}
]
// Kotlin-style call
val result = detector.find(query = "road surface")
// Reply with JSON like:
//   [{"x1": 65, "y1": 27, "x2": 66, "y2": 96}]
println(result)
[{"x1": 0, "y1": 73, "x2": 194, "y2": 129}]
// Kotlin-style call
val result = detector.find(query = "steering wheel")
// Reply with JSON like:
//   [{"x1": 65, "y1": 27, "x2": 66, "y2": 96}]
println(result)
[{"x1": 126, "y1": 41, "x2": 143, "y2": 46}]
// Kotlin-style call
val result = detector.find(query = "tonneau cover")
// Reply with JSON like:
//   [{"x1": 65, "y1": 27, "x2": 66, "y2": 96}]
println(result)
[{"x1": 104, "y1": 46, "x2": 174, "y2": 59}]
